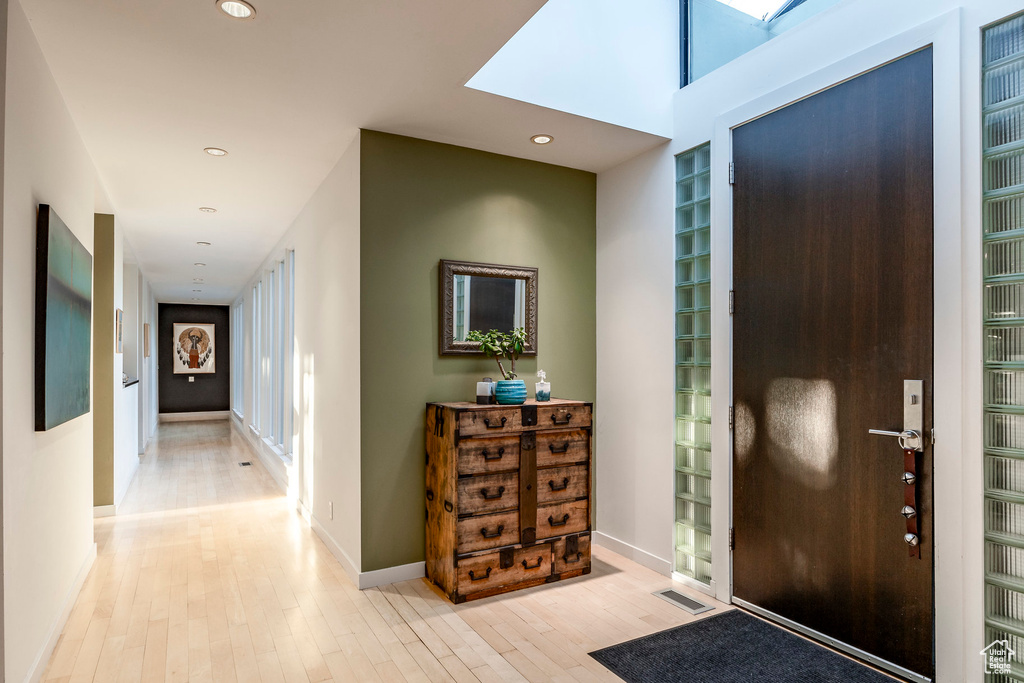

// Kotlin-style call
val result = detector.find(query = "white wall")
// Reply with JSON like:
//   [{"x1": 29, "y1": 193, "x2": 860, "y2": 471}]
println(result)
[
  {"x1": 466, "y1": 0, "x2": 678, "y2": 136},
  {"x1": 233, "y1": 132, "x2": 362, "y2": 581},
  {"x1": 3, "y1": 0, "x2": 109, "y2": 679},
  {"x1": 115, "y1": 260, "x2": 139, "y2": 505},
  {"x1": 595, "y1": 0, "x2": 1015, "y2": 680}
]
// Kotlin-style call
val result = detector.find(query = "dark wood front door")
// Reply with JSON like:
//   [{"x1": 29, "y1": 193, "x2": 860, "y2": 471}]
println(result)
[{"x1": 732, "y1": 48, "x2": 934, "y2": 680}]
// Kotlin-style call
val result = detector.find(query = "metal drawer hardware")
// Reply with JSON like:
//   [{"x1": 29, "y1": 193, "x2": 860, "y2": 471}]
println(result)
[
  {"x1": 480, "y1": 525, "x2": 504, "y2": 539},
  {"x1": 483, "y1": 416, "x2": 507, "y2": 429},
  {"x1": 549, "y1": 513, "x2": 571, "y2": 527},
  {"x1": 522, "y1": 557, "x2": 544, "y2": 570},
  {"x1": 563, "y1": 551, "x2": 582, "y2": 563},
  {"x1": 549, "y1": 477, "x2": 570, "y2": 492},
  {"x1": 482, "y1": 447, "x2": 505, "y2": 461},
  {"x1": 549, "y1": 442, "x2": 570, "y2": 454},
  {"x1": 468, "y1": 567, "x2": 492, "y2": 581},
  {"x1": 551, "y1": 412, "x2": 573, "y2": 425},
  {"x1": 444, "y1": 500, "x2": 453, "y2": 513},
  {"x1": 480, "y1": 486, "x2": 505, "y2": 500}
]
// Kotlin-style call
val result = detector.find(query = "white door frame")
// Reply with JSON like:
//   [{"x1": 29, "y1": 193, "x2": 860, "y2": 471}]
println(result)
[{"x1": 708, "y1": 11, "x2": 976, "y2": 682}]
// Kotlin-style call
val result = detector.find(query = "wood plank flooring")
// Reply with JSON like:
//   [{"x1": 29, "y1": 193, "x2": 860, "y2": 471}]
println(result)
[{"x1": 40, "y1": 420, "x2": 726, "y2": 682}]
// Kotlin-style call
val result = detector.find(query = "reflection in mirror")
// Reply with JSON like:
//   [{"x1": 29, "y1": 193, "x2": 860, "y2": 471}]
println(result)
[{"x1": 453, "y1": 274, "x2": 527, "y2": 341}]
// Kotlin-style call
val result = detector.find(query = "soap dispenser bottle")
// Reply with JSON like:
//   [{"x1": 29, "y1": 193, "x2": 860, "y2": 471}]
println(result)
[{"x1": 535, "y1": 370, "x2": 551, "y2": 402}]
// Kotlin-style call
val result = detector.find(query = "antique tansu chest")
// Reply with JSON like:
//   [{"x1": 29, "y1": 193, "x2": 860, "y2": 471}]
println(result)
[{"x1": 425, "y1": 399, "x2": 593, "y2": 603}]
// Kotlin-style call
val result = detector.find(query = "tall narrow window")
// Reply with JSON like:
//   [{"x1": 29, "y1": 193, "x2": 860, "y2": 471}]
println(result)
[
  {"x1": 285, "y1": 250, "x2": 295, "y2": 455},
  {"x1": 674, "y1": 143, "x2": 712, "y2": 585},
  {"x1": 983, "y1": 12, "x2": 1024, "y2": 663},
  {"x1": 252, "y1": 281, "x2": 262, "y2": 433}
]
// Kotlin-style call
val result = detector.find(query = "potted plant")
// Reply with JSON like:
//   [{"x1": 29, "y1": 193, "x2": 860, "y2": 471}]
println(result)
[{"x1": 466, "y1": 328, "x2": 528, "y2": 405}]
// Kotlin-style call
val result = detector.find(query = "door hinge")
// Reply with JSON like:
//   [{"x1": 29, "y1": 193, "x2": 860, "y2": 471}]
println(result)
[
  {"x1": 728, "y1": 162, "x2": 735, "y2": 185},
  {"x1": 729, "y1": 527, "x2": 735, "y2": 551},
  {"x1": 729, "y1": 290, "x2": 734, "y2": 315},
  {"x1": 728, "y1": 405, "x2": 734, "y2": 430}
]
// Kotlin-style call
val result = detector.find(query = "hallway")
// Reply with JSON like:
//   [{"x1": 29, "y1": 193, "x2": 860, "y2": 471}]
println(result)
[{"x1": 40, "y1": 421, "x2": 721, "y2": 682}]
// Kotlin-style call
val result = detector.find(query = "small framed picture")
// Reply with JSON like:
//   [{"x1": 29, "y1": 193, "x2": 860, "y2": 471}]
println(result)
[
  {"x1": 115, "y1": 309, "x2": 123, "y2": 354},
  {"x1": 143, "y1": 323, "x2": 151, "y2": 358}
]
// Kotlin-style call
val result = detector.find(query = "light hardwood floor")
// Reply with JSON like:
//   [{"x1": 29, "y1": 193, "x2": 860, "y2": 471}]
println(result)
[{"x1": 40, "y1": 420, "x2": 726, "y2": 682}]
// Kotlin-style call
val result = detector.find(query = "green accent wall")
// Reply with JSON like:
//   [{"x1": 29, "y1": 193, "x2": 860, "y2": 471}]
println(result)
[
  {"x1": 93, "y1": 214, "x2": 114, "y2": 507},
  {"x1": 359, "y1": 130, "x2": 597, "y2": 571}
]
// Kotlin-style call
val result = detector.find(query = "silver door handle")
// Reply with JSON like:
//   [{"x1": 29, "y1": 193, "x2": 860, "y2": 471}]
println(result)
[{"x1": 868, "y1": 428, "x2": 923, "y2": 451}]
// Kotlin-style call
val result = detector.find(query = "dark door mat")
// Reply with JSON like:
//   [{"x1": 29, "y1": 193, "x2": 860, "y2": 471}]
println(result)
[{"x1": 589, "y1": 609, "x2": 896, "y2": 682}]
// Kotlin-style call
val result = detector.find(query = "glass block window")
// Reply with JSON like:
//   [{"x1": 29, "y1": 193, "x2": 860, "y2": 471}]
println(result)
[
  {"x1": 985, "y1": 14, "x2": 1024, "y2": 681},
  {"x1": 675, "y1": 143, "x2": 712, "y2": 585}
]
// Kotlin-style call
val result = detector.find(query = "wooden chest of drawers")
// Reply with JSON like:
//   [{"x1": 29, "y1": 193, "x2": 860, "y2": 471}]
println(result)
[{"x1": 425, "y1": 399, "x2": 593, "y2": 603}]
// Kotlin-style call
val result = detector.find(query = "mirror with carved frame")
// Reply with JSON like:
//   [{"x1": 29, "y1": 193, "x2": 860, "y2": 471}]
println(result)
[{"x1": 439, "y1": 259, "x2": 538, "y2": 356}]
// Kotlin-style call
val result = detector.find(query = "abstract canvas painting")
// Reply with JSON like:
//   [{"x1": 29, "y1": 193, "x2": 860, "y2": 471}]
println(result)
[
  {"x1": 144, "y1": 322, "x2": 151, "y2": 358},
  {"x1": 35, "y1": 204, "x2": 92, "y2": 431},
  {"x1": 173, "y1": 323, "x2": 216, "y2": 373}
]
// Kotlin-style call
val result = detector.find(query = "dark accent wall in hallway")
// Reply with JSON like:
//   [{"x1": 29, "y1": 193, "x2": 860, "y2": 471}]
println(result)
[{"x1": 158, "y1": 303, "x2": 230, "y2": 413}]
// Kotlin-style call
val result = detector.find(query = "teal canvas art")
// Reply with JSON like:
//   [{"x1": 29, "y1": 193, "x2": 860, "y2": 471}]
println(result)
[{"x1": 35, "y1": 205, "x2": 92, "y2": 431}]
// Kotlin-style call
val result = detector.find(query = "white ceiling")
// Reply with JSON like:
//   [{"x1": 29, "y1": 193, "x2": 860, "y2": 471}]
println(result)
[{"x1": 19, "y1": 0, "x2": 668, "y2": 304}]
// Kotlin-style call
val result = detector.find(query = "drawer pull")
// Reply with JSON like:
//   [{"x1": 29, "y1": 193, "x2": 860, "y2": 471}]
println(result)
[
  {"x1": 549, "y1": 477, "x2": 570, "y2": 492},
  {"x1": 549, "y1": 513, "x2": 571, "y2": 528},
  {"x1": 549, "y1": 442, "x2": 570, "y2": 454},
  {"x1": 444, "y1": 500, "x2": 454, "y2": 513},
  {"x1": 551, "y1": 412, "x2": 573, "y2": 425},
  {"x1": 468, "y1": 567, "x2": 493, "y2": 581},
  {"x1": 482, "y1": 447, "x2": 505, "y2": 461},
  {"x1": 521, "y1": 557, "x2": 544, "y2": 570},
  {"x1": 480, "y1": 486, "x2": 506, "y2": 500},
  {"x1": 480, "y1": 525, "x2": 505, "y2": 539},
  {"x1": 483, "y1": 416, "x2": 508, "y2": 429},
  {"x1": 563, "y1": 551, "x2": 583, "y2": 564}
]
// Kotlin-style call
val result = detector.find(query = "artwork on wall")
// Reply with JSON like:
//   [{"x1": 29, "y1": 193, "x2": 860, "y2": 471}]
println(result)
[
  {"x1": 173, "y1": 323, "x2": 215, "y2": 374},
  {"x1": 115, "y1": 309, "x2": 123, "y2": 353},
  {"x1": 144, "y1": 323, "x2": 151, "y2": 358},
  {"x1": 35, "y1": 204, "x2": 92, "y2": 431}
]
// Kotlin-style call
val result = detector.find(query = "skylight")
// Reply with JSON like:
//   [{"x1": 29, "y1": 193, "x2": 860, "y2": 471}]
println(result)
[{"x1": 715, "y1": 0, "x2": 793, "y2": 21}]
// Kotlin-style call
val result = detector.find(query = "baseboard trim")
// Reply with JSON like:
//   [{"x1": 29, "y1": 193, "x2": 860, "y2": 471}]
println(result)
[
  {"x1": 357, "y1": 561, "x2": 425, "y2": 590},
  {"x1": 28, "y1": 542, "x2": 97, "y2": 683},
  {"x1": 309, "y1": 515, "x2": 424, "y2": 590},
  {"x1": 93, "y1": 505, "x2": 116, "y2": 518},
  {"x1": 311, "y1": 514, "x2": 360, "y2": 587},
  {"x1": 230, "y1": 420, "x2": 289, "y2": 494},
  {"x1": 159, "y1": 411, "x2": 230, "y2": 422},
  {"x1": 592, "y1": 530, "x2": 672, "y2": 576}
]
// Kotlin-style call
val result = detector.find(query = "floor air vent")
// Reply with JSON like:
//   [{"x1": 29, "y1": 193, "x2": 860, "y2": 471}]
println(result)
[
  {"x1": 238, "y1": 461, "x2": 252, "y2": 467},
  {"x1": 653, "y1": 589, "x2": 714, "y2": 615}
]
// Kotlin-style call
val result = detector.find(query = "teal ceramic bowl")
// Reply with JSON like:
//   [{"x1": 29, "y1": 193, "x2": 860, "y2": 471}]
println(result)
[{"x1": 495, "y1": 380, "x2": 527, "y2": 405}]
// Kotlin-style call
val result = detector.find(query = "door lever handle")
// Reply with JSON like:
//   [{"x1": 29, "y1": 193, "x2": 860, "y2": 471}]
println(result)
[{"x1": 869, "y1": 428, "x2": 923, "y2": 452}]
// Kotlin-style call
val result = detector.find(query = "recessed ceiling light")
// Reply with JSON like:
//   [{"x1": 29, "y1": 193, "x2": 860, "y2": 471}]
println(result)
[
  {"x1": 199, "y1": 207, "x2": 217, "y2": 213},
  {"x1": 194, "y1": 262, "x2": 207, "y2": 267},
  {"x1": 531, "y1": 134, "x2": 554, "y2": 145},
  {"x1": 204, "y1": 147, "x2": 228, "y2": 157},
  {"x1": 197, "y1": 241, "x2": 212, "y2": 246},
  {"x1": 216, "y1": 0, "x2": 256, "y2": 19}
]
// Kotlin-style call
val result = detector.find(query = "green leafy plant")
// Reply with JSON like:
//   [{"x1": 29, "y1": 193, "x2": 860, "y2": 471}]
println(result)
[{"x1": 466, "y1": 328, "x2": 527, "y2": 380}]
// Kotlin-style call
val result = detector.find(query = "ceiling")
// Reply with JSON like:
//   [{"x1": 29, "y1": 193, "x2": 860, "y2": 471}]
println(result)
[{"x1": 20, "y1": 0, "x2": 668, "y2": 304}]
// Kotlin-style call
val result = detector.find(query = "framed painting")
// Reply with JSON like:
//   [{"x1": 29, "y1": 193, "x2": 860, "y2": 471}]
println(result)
[
  {"x1": 35, "y1": 204, "x2": 92, "y2": 431},
  {"x1": 173, "y1": 323, "x2": 215, "y2": 374},
  {"x1": 144, "y1": 323, "x2": 151, "y2": 358},
  {"x1": 115, "y1": 308, "x2": 123, "y2": 353}
]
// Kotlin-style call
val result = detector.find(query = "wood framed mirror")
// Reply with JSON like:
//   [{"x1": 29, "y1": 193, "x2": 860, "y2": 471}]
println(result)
[{"x1": 439, "y1": 259, "x2": 538, "y2": 356}]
